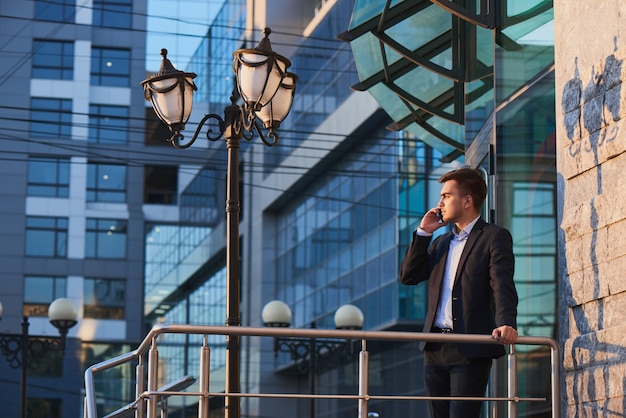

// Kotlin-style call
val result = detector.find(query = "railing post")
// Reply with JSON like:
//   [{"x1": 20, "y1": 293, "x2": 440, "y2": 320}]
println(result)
[
  {"x1": 551, "y1": 345, "x2": 560, "y2": 418},
  {"x1": 146, "y1": 339, "x2": 159, "y2": 418},
  {"x1": 160, "y1": 398, "x2": 168, "y2": 418},
  {"x1": 136, "y1": 361, "x2": 145, "y2": 418},
  {"x1": 488, "y1": 361, "x2": 497, "y2": 418},
  {"x1": 357, "y1": 339, "x2": 369, "y2": 418},
  {"x1": 309, "y1": 335, "x2": 317, "y2": 418},
  {"x1": 507, "y1": 345, "x2": 517, "y2": 418},
  {"x1": 198, "y1": 336, "x2": 211, "y2": 418}
]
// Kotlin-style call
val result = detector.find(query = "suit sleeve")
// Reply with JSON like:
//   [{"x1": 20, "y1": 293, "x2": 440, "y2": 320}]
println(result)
[
  {"x1": 399, "y1": 231, "x2": 433, "y2": 285},
  {"x1": 489, "y1": 227, "x2": 518, "y2": 329}
]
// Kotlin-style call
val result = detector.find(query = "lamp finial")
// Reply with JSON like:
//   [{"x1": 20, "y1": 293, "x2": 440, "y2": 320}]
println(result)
[
  {"x1": 255, "y1": 27, "x2": 274, "y2": 53},
  {"x1": 153, "y1": 48, "x2": 183, "y2": 78}
]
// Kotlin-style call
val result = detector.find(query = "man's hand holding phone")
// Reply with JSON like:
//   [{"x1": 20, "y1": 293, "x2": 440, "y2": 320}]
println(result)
[{"x1": 419, "y1": 208, "x2": 448, "y2": 234}]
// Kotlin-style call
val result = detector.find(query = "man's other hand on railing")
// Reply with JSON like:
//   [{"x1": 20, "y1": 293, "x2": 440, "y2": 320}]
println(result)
[{"x1": 492, "y1": 325, "x2": 518, "y2": 345}]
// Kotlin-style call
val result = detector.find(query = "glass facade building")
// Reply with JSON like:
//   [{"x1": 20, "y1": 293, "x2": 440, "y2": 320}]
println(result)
[{"x1": 0, "y1": 0, "x2": 213, "y2": 416}]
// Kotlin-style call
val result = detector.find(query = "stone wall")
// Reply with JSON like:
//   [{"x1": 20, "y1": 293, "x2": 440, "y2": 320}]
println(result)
[{"x1": 554, "y1": 0, "x2": 626, "y2": 415}]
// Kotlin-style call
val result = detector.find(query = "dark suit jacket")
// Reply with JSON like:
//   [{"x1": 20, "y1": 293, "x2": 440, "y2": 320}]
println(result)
[{"x1": 399, "y1": 218, "x2": 517, "y2": 358}]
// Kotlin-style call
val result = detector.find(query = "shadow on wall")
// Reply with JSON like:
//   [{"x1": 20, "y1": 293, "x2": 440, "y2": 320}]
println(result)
[{"x1": 560, "y1": 39, "x2": 626, "y2": 417}]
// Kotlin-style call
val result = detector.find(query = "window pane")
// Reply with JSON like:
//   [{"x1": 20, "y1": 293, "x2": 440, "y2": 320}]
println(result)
[
  {"x1": 31, "y1": 98, "x2": 72, "y2": 139},
  {"x1": 26, "y1": 230, "x2": 56, "y2": 256},
  {"x1": 97, "y1": 230, "x2": 125, "y2": 258},
  {"x1": 25, "y1": 217, "x2": 68, "y2": 257},
  {"x1": 32, "y1": 40, "x2": 74, "y2": 80},
  {"x1": 28, "y1": 156, "x2": 70, "y2": 197},
  {"x1": 180, "y1": 168, "x2": 219, "y2": 224},
  {"x1": 56, "y1": 229, "x2": 68, "y2": 257},
  {"x1": 86, "y1": 218, "x2": 127, "y2": 258},
  {"x1": 35, "y1": 0, "x2": 75, "y2": 23},
  {"x1": 144, "y1": 166, "x2": 178, "y2": 204},
  {"x1": 25, "y1": 277, "x2": 54, "y2": 303},
  {"x1": 87, "y1": 163, "x2": 127, "y2": 202},
  {"x1": 84, "y1": 278, "x2": 125, "y2": 319},
  {"x1": 23, "y1": 276, "x2": 67, "y2": 317},
  {"x1": 91, "y1": 47, "x2": 130, "y2": 86},
  {"x1": 88, "y1": 104, "x2": 129, "y2": 144},
  {"x1": 93, "y1": 0, "x2": 132, "y2": 28}
]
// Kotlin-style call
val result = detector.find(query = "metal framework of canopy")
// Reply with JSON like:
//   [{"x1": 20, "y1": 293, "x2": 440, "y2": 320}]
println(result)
[{"x1": 338, "y1": 0, "x2": 553, "y2": 161}]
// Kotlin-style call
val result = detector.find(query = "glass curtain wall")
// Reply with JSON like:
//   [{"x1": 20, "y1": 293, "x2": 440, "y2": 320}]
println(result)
[
  {"x1": 489, "y1": 2, "x2": 556, "y2": 417},
  {"x1": 265, "y1": 0, "x2": 359, "y2": 172},
  {"x1": 275, "y1": 128, "x2": 398, "y2": 331},
  {"x1": 273, "y1": 128, "x2": 423, "y2": 418}
]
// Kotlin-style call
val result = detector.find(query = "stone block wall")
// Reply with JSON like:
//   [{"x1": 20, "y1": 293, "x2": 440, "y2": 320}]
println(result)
[{"x1": 555, "y1": 0, "x2": 626, "y2": 415}]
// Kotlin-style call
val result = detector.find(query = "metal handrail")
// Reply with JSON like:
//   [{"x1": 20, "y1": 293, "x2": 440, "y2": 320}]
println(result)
[{"x1": 84, "y1": 325, "x2": 560, "y2": 418}]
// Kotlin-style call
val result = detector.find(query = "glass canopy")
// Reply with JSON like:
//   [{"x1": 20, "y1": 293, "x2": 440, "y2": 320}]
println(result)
[{"x1": 338, "y1": 0, "x2": 553, "y2": 160}]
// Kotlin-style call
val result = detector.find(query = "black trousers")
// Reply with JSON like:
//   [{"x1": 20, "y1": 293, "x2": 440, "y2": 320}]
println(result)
[{"x1": 424, "y1": 343, "x2": 492, "y2": 418}]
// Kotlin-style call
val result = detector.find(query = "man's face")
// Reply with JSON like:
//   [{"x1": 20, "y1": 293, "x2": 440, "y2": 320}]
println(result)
[{"x1": 437, "y1": 180, "x2": 468, "y2": 223}]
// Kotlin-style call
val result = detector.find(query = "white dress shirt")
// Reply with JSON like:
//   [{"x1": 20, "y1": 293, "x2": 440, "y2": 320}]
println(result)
[{"x1": 418, "y1": 216, "x2": 479, "y2": 329}]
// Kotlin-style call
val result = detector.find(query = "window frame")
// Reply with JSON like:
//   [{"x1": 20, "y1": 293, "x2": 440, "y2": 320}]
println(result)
[
  {"x1": 88, "y1": 104, "x2": 129, "y2": 144},
  {"x1": 90, "y1": 47, "x2": 131, "y2": 87},
  {"x1": 92, "y1": 0, "x2": 132, "y2": 28},
  {"x1": 32, "y1": 39, "x2": 74, "y2": 80},
  {"x1": 23, "y1": 276, "x2": 68, "y2": 317},
  {"x1": 85, "y1": 218, "x2": 128, "y2": 259},
  {"x1": 27, "y1": 156, "x2": 70, "y2": 197},
  {"x1": 87, "y1": 162, "x2": 127, "y2": 202},
  {"x1": 34, "y1": 0, "x2": 75, "y2": 23},
  {"x1": 25, "y1": 216, "x2": 69, "y2": 257},
  {"x1": 83, "y1": 277, "x2": 126, "y2": 319},
  {"x1": 30, "y1": 98, "x2": 73, "y2": 139}
]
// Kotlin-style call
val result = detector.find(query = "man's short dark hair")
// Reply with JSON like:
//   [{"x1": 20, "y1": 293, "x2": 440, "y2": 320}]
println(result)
[{"x1": 439, "y1": 167, "x2": 487, "y2": 209}]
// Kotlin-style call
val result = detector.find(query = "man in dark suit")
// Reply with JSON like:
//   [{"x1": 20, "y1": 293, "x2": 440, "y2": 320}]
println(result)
[{"x1": 399, "y1": 167, "x2": 518, "y2": 418}]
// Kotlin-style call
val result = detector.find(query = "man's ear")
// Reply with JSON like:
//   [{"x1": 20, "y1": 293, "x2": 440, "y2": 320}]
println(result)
[{"x1": 465, "y1": 195, "x2": 472, "y2": 208}]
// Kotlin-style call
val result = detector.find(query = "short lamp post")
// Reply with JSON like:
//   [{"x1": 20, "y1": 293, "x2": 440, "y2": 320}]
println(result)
[
  {"x1": 141, "y1": 27, "x2": 297, "y2": 418},
  {"x1": 0, "y1": 298, "x2": 78, "y2": 418},
  {"x1": 262, "y1": 300, "x2": 364, "y2": 418}
]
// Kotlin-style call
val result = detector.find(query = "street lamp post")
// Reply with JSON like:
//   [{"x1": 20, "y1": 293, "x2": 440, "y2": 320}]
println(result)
[
  {"x1": 141, "y1": 27, "x2": 297, "y2": 418},
  {"x1": 262, "y1": 301, "x2": 364, "y2": 418},
  {"x1": 0, "y1": 298, "x2": 78, "y2": 418}
]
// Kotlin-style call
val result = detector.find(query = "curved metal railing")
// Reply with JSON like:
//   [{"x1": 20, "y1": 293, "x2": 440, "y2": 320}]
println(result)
[{"x1": 84, "y1": 325, "x2": 560, "y2": 418}]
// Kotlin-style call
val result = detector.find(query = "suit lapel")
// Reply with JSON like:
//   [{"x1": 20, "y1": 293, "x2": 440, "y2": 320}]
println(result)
[
  {"x1": 431, "y1": 232, "x2": 453, "y2": 293},
  {"x1": 454, "y1": 218, "x2": 486, "y2": 284}
]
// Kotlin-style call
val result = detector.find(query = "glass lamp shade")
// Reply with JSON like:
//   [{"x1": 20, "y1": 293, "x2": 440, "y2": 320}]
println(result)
[
  {"x1": 334, "y1": 304, "x2": 364, "y2": 330},
  {"x1": 262, "y1": 300, "x2": 292, "y2": 327},
  {"x1": 141, "y1": 49, "x2": 197, "y2": 134},
  {"x1": 144, "y1": 74, "x2": 196, "y2": 133},
  {"x1": 233, "y1": 28, "x2": 291, "y2": 112},
  {"x1": 48, "y1": 298, "x2": 78, "y2": 332},
  {"x1": 256, "y1": 72, "x2": 298, "y2": 129}
]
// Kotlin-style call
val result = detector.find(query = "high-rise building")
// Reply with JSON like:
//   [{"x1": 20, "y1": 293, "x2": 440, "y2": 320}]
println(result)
[{"x1": 0, "y1": 0, "x2": 212, "y2": 415}]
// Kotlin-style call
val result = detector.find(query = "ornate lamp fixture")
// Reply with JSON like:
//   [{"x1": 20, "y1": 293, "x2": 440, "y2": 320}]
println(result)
[
  {"x1": 141, "y1": 27, "x2": 297, "y2": 147},
  {"x1": 0, "y1": 298, "x2": 78, "y2": 418},
  {"x1": 141, "y1": 27, "x2": 297, "y2": 418}
]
